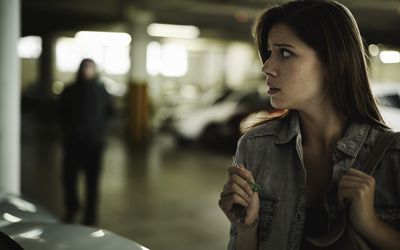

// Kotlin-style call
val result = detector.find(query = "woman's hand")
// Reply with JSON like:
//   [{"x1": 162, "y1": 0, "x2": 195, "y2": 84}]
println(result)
[
  {"x1": 337, "y1": 168, "x2": 379, "y2": 236},
  {"x1": 218, "y1": 165, "x2": 260, "y2": 229}
]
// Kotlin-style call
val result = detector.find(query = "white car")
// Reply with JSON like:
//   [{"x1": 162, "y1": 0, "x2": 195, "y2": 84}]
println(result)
[
  {"x1": 168, "y1": 89, "x2": 267, "y2": 144},
  {"x1": 0, "y1": 193, "x2": 149, "y2": 250}
]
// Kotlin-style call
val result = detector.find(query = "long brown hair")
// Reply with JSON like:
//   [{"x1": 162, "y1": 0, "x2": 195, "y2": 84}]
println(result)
[{"x1": 249, "y1": 0, "x2": 386, "y2": 130}]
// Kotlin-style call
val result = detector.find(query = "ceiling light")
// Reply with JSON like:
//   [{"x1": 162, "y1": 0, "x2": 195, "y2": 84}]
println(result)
[
  {"x1": 147, "y1": 23, "x2": 200, "y2": 39},
  {"x1": 75, "y1": 31, "x2": 132, "y2": 46},
  {"x1": 379, "y1": 50, "x2": 400, "y2": 64},
  {"x1": 18, "y1": 36, "x2": 42, "y2": 59}
]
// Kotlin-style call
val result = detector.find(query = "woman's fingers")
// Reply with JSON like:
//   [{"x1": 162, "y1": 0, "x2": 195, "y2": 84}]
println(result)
[
  {"x1": 219, "y1": 163, "x2": 260, "y2": 227},
  {"x1": 339, "y1": 176, "x2": 374, "y2": 188},
  {"x1": 219, "y1": 193, "x2": 249, "y2": 212},
  {"x1": 227, "y1": 167, "x2": 254, "y2": 195},
  {"x1": 219, "y1": 165, "x2": 254, "y2": 214},
  {"x1": 338, "y1": 168, "x2": 376, "y2": 206},
  {"x1": 220, "y1": 182, "x2": 252, "y2": 203},
  {"x1": 336, "y1": 169, "x2": 379, "y2": 236},
  {"x1": 339, "y1": 169, "x2": 375, "y2": 189},
  {"x1": 228, "y1": 165, "x2": 254, "y2": 183},
  {"x1": 346, "y1": 168, "x2": 371, "y2": 178}
]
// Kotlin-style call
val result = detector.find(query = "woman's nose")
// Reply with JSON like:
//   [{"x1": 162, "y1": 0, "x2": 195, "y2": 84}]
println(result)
[{"x1": 262, "y1": 59, "x2": 278, "y2": 77}]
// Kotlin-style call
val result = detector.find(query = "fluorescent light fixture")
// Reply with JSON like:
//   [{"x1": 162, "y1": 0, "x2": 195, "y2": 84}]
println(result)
[
  {"x1": 56, "y1": 36, "x2": 131, "y2": 74},
  {"x1": 75, "y1": 31, "x2": 132, "y2": 46},
  {"x1": 103, "y1": 46, "x2": 130, "y2": 74},
  {"x1": 146, "y1": 41, "x2": 188, "y2": 77},
  {"x1": 379, "y1": 50, "x2": 400, "y2": 64},
  {"x1": 147, "y1": 23, "x2": 200, "y2": 39},
  {"x1": 56, "y1": 37, "x2": 81, "y2": 72},
  {"x1": 160, "y1": 44, "x2": 188, "y2": 77},
  {"x1": 18, "y1": 36, "x2": 42, "y2": 59}
]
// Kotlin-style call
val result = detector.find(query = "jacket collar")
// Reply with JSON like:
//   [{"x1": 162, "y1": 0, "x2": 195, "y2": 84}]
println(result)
[
  {"x1": 275, "y1": 111, "x2": 371, "y2": 157},
  {"x1": 335, "y1": 122, "x2": 371, "y2": 157},
  {"x1": 275, "y1": 111, "x2": 301, "y2": 145}
]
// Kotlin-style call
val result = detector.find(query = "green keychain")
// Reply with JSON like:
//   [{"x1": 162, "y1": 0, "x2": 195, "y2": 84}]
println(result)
[
  {"x1": 248, "y1": 180, "x2": 261, "y2": 193},
  {"x1": 230, "y1": 156, "x2": 261, "y2": 223},
  {"x1": 232, "y1": 156, "x2": 261, "y2": 192}
]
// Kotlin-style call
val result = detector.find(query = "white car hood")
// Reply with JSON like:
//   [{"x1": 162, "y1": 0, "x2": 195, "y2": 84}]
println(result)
[
  {"x1": 1, "y1": 222, "x2": 149, "y2": 250},
  {"x1": 0, "y1": 194, "x2": 57, "y2": 228}
]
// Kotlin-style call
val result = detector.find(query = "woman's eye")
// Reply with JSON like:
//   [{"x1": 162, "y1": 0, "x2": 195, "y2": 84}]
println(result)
[
  {"x1": 280, "y1": 49, "x2": 292, "y2": 58},
  {"x1": 263, "y1": 48, "x2": 292, "y2": 62}
]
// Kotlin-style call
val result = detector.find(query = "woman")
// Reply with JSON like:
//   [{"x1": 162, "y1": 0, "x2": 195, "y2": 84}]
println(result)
[{"x1": 218, "y1": 1, "x2": 400, "y2": 249}]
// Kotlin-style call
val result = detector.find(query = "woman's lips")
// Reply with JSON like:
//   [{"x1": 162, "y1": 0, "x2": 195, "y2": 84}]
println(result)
[{"x1": 267, "y1": 87, "x2": 281, "y2": 95}]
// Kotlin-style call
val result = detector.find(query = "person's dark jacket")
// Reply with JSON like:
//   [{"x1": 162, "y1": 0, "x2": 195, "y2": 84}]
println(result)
[{"x1": 59, "y1": 79, "x2": 114, "y2": 147}]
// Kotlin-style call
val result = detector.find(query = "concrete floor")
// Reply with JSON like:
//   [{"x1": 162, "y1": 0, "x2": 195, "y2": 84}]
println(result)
[{"x1": 20, "y1": 111, "x2": 232, "y2": 250}]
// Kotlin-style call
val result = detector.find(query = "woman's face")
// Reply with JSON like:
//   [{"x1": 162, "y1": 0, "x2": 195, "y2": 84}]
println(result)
[{"x1": 262, "y1": 22, "x2": 326, "y2": 111}]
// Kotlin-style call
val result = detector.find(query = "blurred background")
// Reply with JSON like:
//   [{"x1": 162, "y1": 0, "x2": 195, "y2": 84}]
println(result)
[{"x1": 1, "y1": 0, "x2": 400, "y2": 249}]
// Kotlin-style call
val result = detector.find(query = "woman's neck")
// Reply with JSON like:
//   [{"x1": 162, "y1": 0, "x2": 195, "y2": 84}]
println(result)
[{"x1": 297, "y1": 104, "x2": 347, "y2": 151}]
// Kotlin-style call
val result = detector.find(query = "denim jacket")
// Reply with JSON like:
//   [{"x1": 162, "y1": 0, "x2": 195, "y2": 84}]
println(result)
[{"x1": 228, "y1": 111, "x2": 400, "y2": 250}]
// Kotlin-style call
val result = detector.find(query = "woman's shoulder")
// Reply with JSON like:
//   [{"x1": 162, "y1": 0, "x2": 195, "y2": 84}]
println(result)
[
  {"x1": 367, "y1": 126, "x2": 400, "y2": 151},
  {"x1": 240, "y1": 115, "x2": 289, "y2": 142}
]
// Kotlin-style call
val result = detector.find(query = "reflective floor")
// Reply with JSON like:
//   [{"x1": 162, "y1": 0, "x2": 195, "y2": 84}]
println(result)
[{"x1": 21, "y1": 111, "x2": 232, "y2": 250}]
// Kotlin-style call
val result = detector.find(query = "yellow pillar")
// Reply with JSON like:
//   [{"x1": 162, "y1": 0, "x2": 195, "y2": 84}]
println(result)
[
  {"x1": 125, "y1": 8, "x2": 154, "y2": 144},
  {"x1": 127, "y1": 83, "x2": 149, "y2": 143}
]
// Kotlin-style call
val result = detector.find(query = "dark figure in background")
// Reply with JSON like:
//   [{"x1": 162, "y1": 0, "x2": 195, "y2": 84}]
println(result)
[{"x1": 59, "y1": 58, "x2": 114, "y2": 226}]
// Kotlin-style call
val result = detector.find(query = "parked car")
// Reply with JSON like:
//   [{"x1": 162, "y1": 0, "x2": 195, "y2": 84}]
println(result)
[
  {"x1": 165, "y1": 88, "x2": 268, "y2": 150},
  {"x1": 0, "y1": 193, "x2": 149, "y2": 250}
]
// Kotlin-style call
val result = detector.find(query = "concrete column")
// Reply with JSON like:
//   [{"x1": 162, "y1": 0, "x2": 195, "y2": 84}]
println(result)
[
  {"x1": 125, "y1": 8, "x2": 154, "y2": 143},
  {"x1": 0, "y1": 0, "x2": 21, "y2": 194},
  {"x1": 39, "y1": 34, "x2": 55, "y2": 99},
  {"x1": 129, "y1": 11, "x2": 153, "y2": 83}
]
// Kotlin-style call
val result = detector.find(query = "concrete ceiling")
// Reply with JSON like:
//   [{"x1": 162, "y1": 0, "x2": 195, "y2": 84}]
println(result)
[{"x1": 22, "y1": 0, "x2": 400, "y2": 46}]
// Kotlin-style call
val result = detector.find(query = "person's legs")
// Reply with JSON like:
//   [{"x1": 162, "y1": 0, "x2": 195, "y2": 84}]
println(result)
[
  {"x1": 62, "y1": 145, "x2": 81, "y2": 223},
  {"x1": 82, "y1": 145, "x2": 103, "y2": 226}
]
